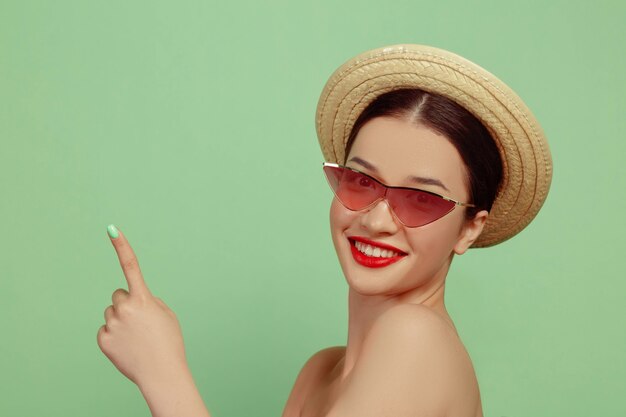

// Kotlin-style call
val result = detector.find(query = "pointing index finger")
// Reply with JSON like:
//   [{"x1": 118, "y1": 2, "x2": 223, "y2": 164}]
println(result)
[{"x1": 107, "y1": 224, "x2": 151, "y2": 297}]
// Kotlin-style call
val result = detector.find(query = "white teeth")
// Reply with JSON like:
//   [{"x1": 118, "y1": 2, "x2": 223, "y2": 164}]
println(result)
[{"x1": 354, "y1": 241, "x2": 399, "y2": 258}]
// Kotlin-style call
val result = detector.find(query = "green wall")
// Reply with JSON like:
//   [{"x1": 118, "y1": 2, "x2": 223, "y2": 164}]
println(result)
[{"x1": 1, "y1": 0, "x2": 624, "y2": 416}]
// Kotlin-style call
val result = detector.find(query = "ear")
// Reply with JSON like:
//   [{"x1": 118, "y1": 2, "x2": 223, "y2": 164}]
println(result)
[{"x1": 454, "y1": 210, "x2": 489, "y2": 255}]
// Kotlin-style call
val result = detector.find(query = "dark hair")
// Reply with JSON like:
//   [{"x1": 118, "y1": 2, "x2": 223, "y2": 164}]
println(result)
[{"x1": 344, "y1": 89, "x2": 503, "y2": 219}]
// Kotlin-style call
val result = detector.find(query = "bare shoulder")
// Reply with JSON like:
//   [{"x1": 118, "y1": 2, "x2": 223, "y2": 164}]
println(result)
[
  {"x1": 328, "y1": 304, "x2": 481, "y2": 417},
  {"x1": 281, "y1": 346, "x2": 345, "y2": 417},
  {"x1": 373, "y1": 303, "x2": 461, "y2": 344},
  {"x1": 300, "y1": 346, "x2": 346, "y2": 377},
  {"x1": 366, "y1": 304, "x2": 476, "y2": 380}
]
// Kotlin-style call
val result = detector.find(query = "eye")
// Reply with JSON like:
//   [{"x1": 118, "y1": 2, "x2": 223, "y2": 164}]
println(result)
[
  {"x1": 407, "y1": 191, "x2": 434, "y2": 210},
  {"x1": 343, "y1": 170, "x2": 376, "y2": 190},
  {"x1": 357, "y1": 176, "x2": 373, "y2": 188}
]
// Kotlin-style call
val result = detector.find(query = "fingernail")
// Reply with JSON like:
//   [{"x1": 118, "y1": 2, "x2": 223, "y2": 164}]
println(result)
[{"x1": 107, "y1": 224, "x2": 119, "y2": 239}]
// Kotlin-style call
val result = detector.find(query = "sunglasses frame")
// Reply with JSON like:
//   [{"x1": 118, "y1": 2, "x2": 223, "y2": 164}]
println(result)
[{"x1": 323, "y1": 162, "x2": 476, "y2": 227}]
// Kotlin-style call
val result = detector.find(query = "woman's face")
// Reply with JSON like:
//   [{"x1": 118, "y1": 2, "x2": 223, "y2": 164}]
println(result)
[{"x1": 329, "y1": 116, "x2": 486, "y2": 298}]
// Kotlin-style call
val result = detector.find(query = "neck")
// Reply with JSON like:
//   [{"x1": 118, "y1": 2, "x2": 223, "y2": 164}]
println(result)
[{"x1": 339, "y1": 268, "x2": 455, "y2": 380}]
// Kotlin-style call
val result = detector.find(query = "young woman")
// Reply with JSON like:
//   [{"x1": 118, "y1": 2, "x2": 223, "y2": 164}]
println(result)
[{"x1": 97, "y1": 44, "x2": 552, "y2": 417}]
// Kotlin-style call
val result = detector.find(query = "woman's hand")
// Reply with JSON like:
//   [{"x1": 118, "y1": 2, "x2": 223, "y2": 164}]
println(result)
[{"x1": 97, "y1": 225, "x2": 189, "y2": 388}]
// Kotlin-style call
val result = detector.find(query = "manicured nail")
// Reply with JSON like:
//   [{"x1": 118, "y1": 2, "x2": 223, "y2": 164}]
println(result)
[{"x1": 107, "y1": 224, "x2": 119, "y2": 239}]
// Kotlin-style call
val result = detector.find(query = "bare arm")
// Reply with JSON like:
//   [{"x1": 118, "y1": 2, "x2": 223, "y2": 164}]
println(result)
[
  {"x1": 138, "y1": 366, "x2": 211, "y2": 417},
  {"x1": 281, "y1": 346, "x2": 346, "y2": 417},
  {"x1": 97, "y1": 226, "x2": 212, "y2": 417},
  {"x1": 97, "y1": 227, "x2": 477, "y2": 417}
]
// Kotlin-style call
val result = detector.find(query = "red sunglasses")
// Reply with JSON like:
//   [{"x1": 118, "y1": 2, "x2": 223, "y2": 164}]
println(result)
[{"x1": 323, "y1": 163, "x2": 475, "y2": 227}]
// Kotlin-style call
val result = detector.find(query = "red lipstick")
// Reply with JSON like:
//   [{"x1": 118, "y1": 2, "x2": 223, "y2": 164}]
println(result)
[{"x1": 348, "y1": 236, "x2": 407, "y2": 268}]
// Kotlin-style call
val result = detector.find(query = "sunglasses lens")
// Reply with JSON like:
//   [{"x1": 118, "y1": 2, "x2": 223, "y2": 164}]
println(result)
[
  {"x1": 388, "y1": 188, "x2": 456, "y2": 227},
  {"x1": 323, "y1": 164, "x2": 457, "y2": 227},
  {"x1": 323, "y1": 165, "x2": 382, "y2": 210}
]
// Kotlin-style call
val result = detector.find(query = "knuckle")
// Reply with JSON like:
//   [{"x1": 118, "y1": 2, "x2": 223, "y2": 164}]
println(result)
[
  {"x1": 112, "y1": 288, "x2": 128, "y2": 297},
  {"x1": 155, "y1": 297, "x2": 175, "y2": 316},
  {"x1": 115, "y1": 302, "x2": 134, "y2": 317},
  {"x1": 111, "y1": 288, "x2": 129, "y2": 303},
  {"x1": 97, "y1": 325, "x2": 109, "y2": 346},
  {"x1": 105, "y1": 316, "x2": 119, "y2": 329},
  {"x1": 121, "y1": 257, "x2": 139, "y2": 272}
]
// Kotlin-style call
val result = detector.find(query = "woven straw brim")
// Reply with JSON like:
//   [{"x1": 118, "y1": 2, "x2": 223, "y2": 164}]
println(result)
[{"x1": 316, "y1": 44, "x2": 552, "y2": 247}]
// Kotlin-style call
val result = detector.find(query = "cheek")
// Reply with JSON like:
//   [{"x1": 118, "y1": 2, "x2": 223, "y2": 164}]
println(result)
[
  {"x1": 329, "y1": 198, "x2": 352, "y2": 230},
  {"x1": 329, "y1": 198, "x2": 356, "y2": 250},
  {"x1": 407, "y1": 215, "x2": 465, "y2": 254}
]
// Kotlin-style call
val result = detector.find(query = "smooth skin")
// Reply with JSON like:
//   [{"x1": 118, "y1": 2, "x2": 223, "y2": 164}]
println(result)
[
  {"x1": 283, "y1": 117, "x2": 487, "y2": 417},
  {"x1": 98, "y1": 116, "x2": 487, "y2": 417},
  {"x1": 97, "y1": 226, "x2": 211, "y2": 417}
]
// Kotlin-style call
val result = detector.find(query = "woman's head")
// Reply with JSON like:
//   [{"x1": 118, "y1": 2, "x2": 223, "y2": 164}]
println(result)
[
  {"x1": 344, "y1": 88, "x2": 503, "y2": 219},
  {"x1": 327, "y1": 89, "x2": 504, "y2": 299},
  {"x1": 316, "y1": 45, "x2": 551, "y2": 247},
  {"x1": 329, "y1": 115, "x2": 491, "y2": 299}
]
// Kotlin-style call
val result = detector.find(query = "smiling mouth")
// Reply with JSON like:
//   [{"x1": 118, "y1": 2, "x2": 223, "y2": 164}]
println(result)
[
  {"x1": 353, "y1": 240, "x2": 401, "y2": 258},
  {"x1": 348, "y1": 237, "x2": 407, "y2": 268}
]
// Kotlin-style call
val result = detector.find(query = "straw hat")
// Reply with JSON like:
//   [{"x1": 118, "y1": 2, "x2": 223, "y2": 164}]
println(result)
[{"x1": 315, "y1": 44, "x2": 552, "y2": 247}]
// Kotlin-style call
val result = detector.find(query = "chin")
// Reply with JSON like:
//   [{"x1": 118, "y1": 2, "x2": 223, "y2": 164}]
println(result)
[{"x1": 337, "y1": 248, "x2": 412, "y2": 296}]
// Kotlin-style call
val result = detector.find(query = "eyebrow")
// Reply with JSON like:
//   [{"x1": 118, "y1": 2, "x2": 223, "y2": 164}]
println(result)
[{"x1": 347, "y1": 156, "x2": 450, "y2": 192}]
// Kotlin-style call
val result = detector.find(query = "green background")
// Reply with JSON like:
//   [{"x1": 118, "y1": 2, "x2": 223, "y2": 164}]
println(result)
[{"x1": 1, "y1": 0, "x2": 624, "y2": 416}]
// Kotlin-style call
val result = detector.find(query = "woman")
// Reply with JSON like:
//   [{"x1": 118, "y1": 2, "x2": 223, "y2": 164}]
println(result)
[{"x1": 97, "y1": 45, "x2": 552, "y2": 417}]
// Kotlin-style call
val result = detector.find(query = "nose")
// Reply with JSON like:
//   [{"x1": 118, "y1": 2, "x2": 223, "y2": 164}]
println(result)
[{"x1": 359, "y1": 199, "x2": 401, "y2": 235}]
